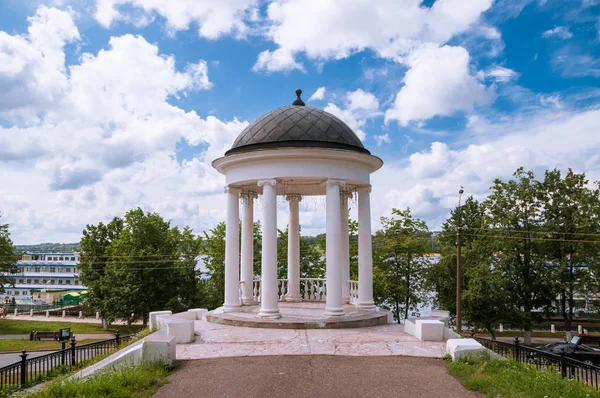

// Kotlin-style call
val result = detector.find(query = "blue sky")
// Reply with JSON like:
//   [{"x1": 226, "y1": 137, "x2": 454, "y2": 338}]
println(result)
[{"x1": 0, "y1": 0, "x2": 599, "y2": 244}]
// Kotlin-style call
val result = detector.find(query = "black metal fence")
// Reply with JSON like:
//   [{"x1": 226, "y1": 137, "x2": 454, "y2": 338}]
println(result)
[
  {"x1": 0, "y1": 331, "x2": 132, "y2": 393},
  {"x1": 476, "y1": 337, "x2": 600, "y2": 390}
]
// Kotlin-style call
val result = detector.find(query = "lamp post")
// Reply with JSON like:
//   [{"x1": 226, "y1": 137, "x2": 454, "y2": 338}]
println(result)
[{"x1": 456, "y1": 187, "x2": 464, "y2": 334}]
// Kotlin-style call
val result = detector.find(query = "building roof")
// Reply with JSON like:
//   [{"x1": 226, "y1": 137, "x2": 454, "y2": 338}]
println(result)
[{"x1": 225, "y1": 89, "x2": 369, "y2": 156}]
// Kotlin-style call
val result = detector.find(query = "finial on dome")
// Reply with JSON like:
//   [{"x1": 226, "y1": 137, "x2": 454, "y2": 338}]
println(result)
[{"x1": 292, "y1": 88, "x2": 305, "y2": 106}]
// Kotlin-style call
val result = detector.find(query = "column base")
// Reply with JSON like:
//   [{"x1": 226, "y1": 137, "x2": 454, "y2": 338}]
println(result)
[
  {"x1": 222, "y1": 304, "x2": 241, "y2": 313},
  {"x1": 324, "y1": 307, "x2": 345, "y2": 317},
  {"x1": 342, "y1": 297, "x2": 350, "y2": 304},
  {"x1": 242, "y1": 298, "x2": 257, "y2": 305},
  {"x1": 285, "y1": 294, "x2": 302, "y2": 302},
  {"x1": 356, "y1": 302, "x2": 376, "y2": 311},
  {"x1": 257, "y1": 308, "x2": 281, "y2": 319}
]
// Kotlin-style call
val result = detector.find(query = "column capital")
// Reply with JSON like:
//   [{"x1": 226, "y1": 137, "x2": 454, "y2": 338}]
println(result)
[
  {"x1": 285, "y1": 194, "x2": 302, "y2": 202},
  {"x1": 224, "y1": 186, "x2": 241, "y2": 194},
  {"x1": 340, "y1": 190, "x2": 353, "y2": 200},
  {"x1": 257, "y1": 179, "x2": 277, "y2": 187},
  {"x1": 326, "y1": 178, "x2": 345, "y2": 188},
  {"x1": 356, "y1": 185, "x2": 372, "y2": 193},
  {"x1": 240, "y1": 191, "x2": 258, "y2": 201}
]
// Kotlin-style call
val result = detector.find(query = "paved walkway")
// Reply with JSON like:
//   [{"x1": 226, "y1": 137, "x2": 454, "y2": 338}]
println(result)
[
  {"x1": 155, "y1": 356, "x2": 480, "y2": 398},
  {"x1": 178, "y1": 320, "x2": 445, "y2": 359}
]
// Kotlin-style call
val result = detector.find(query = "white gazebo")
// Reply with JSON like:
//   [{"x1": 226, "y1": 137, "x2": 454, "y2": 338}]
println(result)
[{"x1": 212, "y1": 89, "x2": 383, "y2": 320}]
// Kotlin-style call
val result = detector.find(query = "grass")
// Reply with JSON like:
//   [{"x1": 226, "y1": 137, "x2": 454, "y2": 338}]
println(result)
[
  {"x1": 448, "y1": 355, "x2": 600, "y2": 398},
  {"x1": 0, "y1": 339, "x2": 105, "y2": 353},
  {"x1": 23, "y1": 363, "x2": 171, "y2": 398},
  {"x1": 0, "y1": 320, "x2": 145, "y2": 335}
]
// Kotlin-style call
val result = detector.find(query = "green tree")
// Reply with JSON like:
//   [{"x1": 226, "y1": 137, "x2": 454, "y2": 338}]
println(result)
[
  {"x1": 373, "y1": 208, "x2": 430, "y2": 323},
  {"x1": 484, "y1": 168, "x2": 554, "y2": 345},
  {"x1": 540, "y1": 169, "x2": 600, "y2": 335},
  {"x1": 200, "y1": 222, "x2": 226, "y2": 310},
  {"x1": 427, "y1": 196, "x2": 490, "y2": 323},
  {"x1": 102, "y1": 209, "x2": 184, "y2": 325},
  {"x1": 79, "y1": 217, "x2": 124, "y2": 325},
  {"x1": 0, "y1": 216, "x2": 17, "y2": 293}
]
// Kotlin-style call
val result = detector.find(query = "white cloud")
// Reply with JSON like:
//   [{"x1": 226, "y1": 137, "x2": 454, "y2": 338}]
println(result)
[
  {"x1": 252, "y1": 48, "x2": 304, "y2": 73},
  {"x1": 322, "y1": 88, "x2": 381, "y2": 141},
  {"x1": 0, "y1": 7, "x2": 248, "y2": 244},
  {"x1": 95, "y1": 0, "x2": 259, "y2": 39},
  {"x1": 253, "y1": 0, "x2": 493, "y2": 72},
  {"x1": 385, "y1": 44, "x2": 495, "y2": 125},
  {"x1": 485, "y1": 66, "x2": 518, "y2": 82},
  {"x1": 542, "y1": 26, "x2": 573, "y2": 39},
  {"x1": 346, "y1": 89, "x2": 379, "y2": 111},
  {"x1": 378, "y1": 108, "x2": 600, "y2": 228},
  {"x1": 539, "y1": 94, "x2": 563, "y2": 108},
  {"x1": 374, "y1": 134, "x2": 391, "y2": 146},
  {"x1": 308, "y1": 87, "x2": 326, "y2": 101},
  {"x1": 324, "y1": 103, "x2": 367, "y2": 141},
  {"x1": 0, "y1": 6, "x2": 79, "y2": 120}
]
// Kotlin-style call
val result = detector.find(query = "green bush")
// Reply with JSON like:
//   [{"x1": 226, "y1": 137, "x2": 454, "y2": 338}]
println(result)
[{"x1": 449, "y1": 356, "x2": 600, "y2": 397}]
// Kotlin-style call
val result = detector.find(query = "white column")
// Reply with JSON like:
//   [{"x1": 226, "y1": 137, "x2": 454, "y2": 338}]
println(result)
[
  {"x1": 325, "y1": 179, "x2": 345, "y2": 317},
  {"x1": 241, "y1": 192, "x2": 257, "y2": 305},
  {"x1": 257, "y1": 179, "x2": 281, "y2": 318},
  {"x1": 286, "y1": 195, "x2": 302, "y2": 302},
  {"x1": 357, "y1": 186, "x2": 375, "y2": 310},
  {"x1": 340, "y1": 192, "x2": 351, "y2": 304},
  {"x1": 223, "y1": 186, "x2": 241, "y2": 312}
]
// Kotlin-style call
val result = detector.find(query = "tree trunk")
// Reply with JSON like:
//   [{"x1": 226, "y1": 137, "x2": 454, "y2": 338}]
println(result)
[
  {"x1": 488, "y1": 326, "x2": 496, "y2": 340},
  {"x1": 102, "y1": 318, "x2": 108, "y2": 331}
]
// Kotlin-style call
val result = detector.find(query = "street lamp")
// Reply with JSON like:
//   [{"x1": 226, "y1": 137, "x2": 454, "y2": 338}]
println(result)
[{"x1": 456, "y1": 187, "x2": 464, "y2": 333}]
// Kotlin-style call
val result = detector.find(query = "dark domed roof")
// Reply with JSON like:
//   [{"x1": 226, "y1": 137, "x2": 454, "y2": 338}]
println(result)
[{"x1": 226, "y1": 89, "x2": 369, "y2": 156}]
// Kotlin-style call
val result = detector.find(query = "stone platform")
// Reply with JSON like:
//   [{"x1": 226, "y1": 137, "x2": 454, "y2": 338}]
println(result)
[
  {"x1": 178, "y1": 320, "x2": 446, "y2": 359},
  {"x1": 206, "y1": 302, "x2": 389, "y2": 329}
]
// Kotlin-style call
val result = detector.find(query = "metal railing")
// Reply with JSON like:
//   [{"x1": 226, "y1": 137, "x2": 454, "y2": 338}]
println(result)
[
  {"x1": 476, "y1": 337, "x2": 600, "y2": 390},
  {"x1": 0, "y1": 331, "x2": 132, "y2": 393}
]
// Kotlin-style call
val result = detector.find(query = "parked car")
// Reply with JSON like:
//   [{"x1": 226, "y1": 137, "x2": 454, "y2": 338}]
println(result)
[{"x1": 535, "y1": 336, "x2": 600, "y2": 365}]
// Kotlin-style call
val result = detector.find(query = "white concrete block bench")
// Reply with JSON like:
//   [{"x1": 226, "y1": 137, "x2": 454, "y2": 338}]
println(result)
[
  {"x1": 166, "y1": 319, "x2": 195, "y2": 344},
  {"x1": 149, "y1": 310, "x2": 172, "y2": 330},
  {"x1": 416, "y1": 320, "x2": 444, "y2": 341},
  {"x1": 446, "y1": 338, "x2": 487, "y2": 360}
]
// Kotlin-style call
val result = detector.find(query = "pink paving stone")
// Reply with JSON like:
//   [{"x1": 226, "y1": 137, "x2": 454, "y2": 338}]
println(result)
[{"x1": 177, "y1": 319, "x2": 446, "y2": 360}]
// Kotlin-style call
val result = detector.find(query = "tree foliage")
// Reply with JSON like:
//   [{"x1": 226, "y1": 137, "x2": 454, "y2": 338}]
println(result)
[
  {"x1": 373, "y1": 208, "x2": 430, "y2": 323},
  {"x1": 79, "y1": 208, "x2": 203, "y2": 325},
  {"x1": 0, "y1": 216, "x2": 17, "y2": 293}
]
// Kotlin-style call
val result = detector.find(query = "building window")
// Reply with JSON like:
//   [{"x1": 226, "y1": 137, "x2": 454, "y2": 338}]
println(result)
[
  {"x1": 66, "y1": 268, "x2": 71, "y2": 273},
  {"x1": 26, "y1": 279, "x2": 31, "y2": 284},
  {"x1": 14, "y1": 291, "x2": 19, "y2": 296},
  {"x1": 50, "y1": 267, "x2": 55, "y2": 273},
  {"x1": 66, "y1": 280, "x2": 71, "y2": 285},
  {"x1": 59, "y1": 257, "x2": 63, "y2": 261},
  {"x1": 58, "y1": 280, "x2": 63, "y2": 285},
  {"x1": 50, "y1": 280, "x2": 55, "y2": 284},
  {"x1": 19, "y1": 279, "x2": 24, "y2": 284},
  {"x1": 35, "y1": 267, "x2": 40, "y2": 273},
  {"x1": 34, "y1": 279, "x2": 39, "y2": 284},
  {"x1": 71, "y1": 257, "x2": 75, "y2": 261}
]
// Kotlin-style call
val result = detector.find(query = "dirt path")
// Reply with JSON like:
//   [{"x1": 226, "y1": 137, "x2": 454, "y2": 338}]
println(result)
[{"x1": 154, "y1": 356, "x2": 480, "y2": 398}]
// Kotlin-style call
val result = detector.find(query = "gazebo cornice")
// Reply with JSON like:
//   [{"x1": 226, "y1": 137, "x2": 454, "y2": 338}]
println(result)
[{"x1": 212, "y1": 147, "x2": 383, "y2": 175}]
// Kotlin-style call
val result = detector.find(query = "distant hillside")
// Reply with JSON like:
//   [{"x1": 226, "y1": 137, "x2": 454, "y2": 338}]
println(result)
[{"x1": 14, "y1": 243, "x2": 80, "y2": 254}]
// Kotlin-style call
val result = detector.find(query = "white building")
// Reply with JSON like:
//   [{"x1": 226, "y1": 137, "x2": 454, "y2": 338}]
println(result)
[{"x1": 2, "y1": 252, "x2": 87, "y2": 304}]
